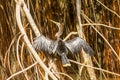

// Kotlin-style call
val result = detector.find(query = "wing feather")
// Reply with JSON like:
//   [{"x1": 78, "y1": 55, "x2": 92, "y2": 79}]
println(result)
[
  {"x1": 33, "y1": 35, "x2": 54, "y2": 54},
  {"x1": 65, "y1": 37, "x2": 94, "y2": 56}
]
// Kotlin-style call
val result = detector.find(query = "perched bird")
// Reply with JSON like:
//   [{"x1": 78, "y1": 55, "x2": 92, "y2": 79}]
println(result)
[{"x1": 33, "y1": 20, "x2": 94, "y2": 67}]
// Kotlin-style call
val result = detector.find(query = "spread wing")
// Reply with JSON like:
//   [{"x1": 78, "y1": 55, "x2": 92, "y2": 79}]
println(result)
[
  {"x1": 65, "y1": 37, "x2": 94, "y2": 56},
  {"x1": 32, "y1": 35, "x2": 55, "y2": 54}
]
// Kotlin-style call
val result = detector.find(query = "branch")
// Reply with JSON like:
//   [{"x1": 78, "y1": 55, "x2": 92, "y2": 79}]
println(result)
[
  {"x1": 22, "y1": 1, "x2": 40, "y2": 37},
  {"x1": 14, "y1": 1, "x2": 58, "y2": 80},
  {"x1": 76, "y1": 0, "x2": 83, "y2": 38}
]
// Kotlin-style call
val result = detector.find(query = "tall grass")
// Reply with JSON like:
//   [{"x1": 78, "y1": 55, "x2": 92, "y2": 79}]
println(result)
[{"x1": 0, "y1": 0, "x2": 120, "y2": 80}]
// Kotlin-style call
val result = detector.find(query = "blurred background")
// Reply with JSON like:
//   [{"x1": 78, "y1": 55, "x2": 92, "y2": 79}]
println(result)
[{"x1": 0, "y1": 0, "x2": 120, "y2": 80}]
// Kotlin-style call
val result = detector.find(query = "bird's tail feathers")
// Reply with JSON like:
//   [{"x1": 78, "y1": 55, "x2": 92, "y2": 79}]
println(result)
[{"x1": 61, "y1": 54, "x2": 71, "y2": 67}]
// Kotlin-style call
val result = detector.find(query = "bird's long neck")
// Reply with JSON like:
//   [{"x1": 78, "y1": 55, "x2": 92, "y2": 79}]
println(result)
[
  {"x1": 56, "y1": 24, "x2": 63, "y2": 39},
  {"x1": 49, "y1": 19, "x2": 63, "y2": 39}
]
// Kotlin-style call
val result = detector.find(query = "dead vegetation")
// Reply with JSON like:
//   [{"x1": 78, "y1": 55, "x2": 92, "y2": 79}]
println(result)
[{"x1": 0, "y1": 0, "x2": 120, "y2": 80}]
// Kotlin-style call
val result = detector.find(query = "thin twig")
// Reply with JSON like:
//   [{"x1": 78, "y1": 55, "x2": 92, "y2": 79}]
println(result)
[
  {"x1": 4, "y1": 33, "x2": 20, "y2": 80},
  {"x1": 53, "y1": 72, "x2": 73, "y2": 80},
  {"x1": 79, "y1": 61, "x2": 86, "y2": 77},
  {"x1": 69, "y1": 59, "x2": 120, "y2": 77},
  {"x1": 7, "y1": 62, "x2": 38, "y2": 80},
  {"x1": 93, "y1": 57, "x2": 107, "y2": 80},
  {"x1": 63, "y1": 32, "x2": 78, "y2": 41},
  {"x1": 16, "y1": 34, "x2": 29, "y2": 80},
  {"x1": 97, "y1": 0, "x2": 120, "y2": 19},
  {"x1": 82, "y1": 23, "x2": 120, "y2": 30},
  {"x1": 4, "y1": 33, "x2": 20, "y2": 66}
]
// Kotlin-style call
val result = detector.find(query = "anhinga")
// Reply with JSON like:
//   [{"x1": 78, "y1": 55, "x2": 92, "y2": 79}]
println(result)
[{"x1": 33, "y1": 20, "x2": 94, "y2": 67}]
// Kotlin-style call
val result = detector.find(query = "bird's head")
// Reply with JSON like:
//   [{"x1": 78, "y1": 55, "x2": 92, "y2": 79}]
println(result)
[{"x1": 49, "y1": 19, "x2": 63, "y2": 39}]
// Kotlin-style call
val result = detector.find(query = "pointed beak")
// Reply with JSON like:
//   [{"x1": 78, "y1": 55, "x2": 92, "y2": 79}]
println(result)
[{"x1": 49, "y1": 19, "x2": 61, "y2": 28}]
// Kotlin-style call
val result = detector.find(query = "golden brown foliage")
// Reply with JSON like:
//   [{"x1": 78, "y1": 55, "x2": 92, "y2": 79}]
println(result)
[{"x1": 0, "y1": 0, "x2": 120, "y2": 80}]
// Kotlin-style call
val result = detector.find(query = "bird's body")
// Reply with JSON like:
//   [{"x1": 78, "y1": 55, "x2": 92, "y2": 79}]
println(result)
[
  {"x1": 33, "y1": 35, "x2": 94, "y2": 67},
  {"x1": 55, "y1": 39, "x2": 71, "y2": 67},
  {"x1": 33, "y1": 20, "x2": 94, "y2": 67}
]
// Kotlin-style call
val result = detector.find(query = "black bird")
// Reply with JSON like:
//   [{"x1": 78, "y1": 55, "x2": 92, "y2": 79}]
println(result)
[{"x1": 33, "y1": 20, "x2": 94, "y2": 67}]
